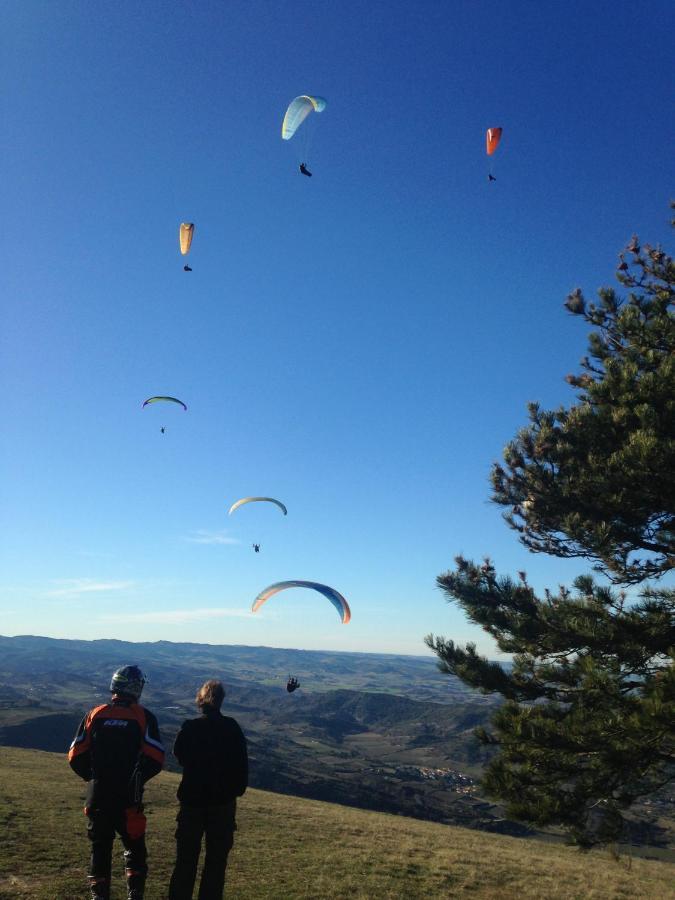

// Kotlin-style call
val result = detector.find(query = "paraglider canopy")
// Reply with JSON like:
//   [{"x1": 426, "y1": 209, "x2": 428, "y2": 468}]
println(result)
[
  {"x1": 179, "y1": 223, "x2": 194, "y2": 256},
  {"x1": 229, "y1": 497, "x2": 288, "y2": 517},
  {"x1": 486, "y1": 128, "x2": 503, "y2": 156},
  {"x1": 142, "y1": 396, "x2": 188, "y2": 411},
  {"x1": 282, "y1": 95, "x2": 327, "y2": 141},
  {"x1": 252, "y1": 580, "x2": 351, "y2": 624}
]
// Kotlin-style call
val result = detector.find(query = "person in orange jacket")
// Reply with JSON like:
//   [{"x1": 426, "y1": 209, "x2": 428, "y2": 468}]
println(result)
[{"x1": 69, "y1": 665, "x2": 165, "y2": 900}]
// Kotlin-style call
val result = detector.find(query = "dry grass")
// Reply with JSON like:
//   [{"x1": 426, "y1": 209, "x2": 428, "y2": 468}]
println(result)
[{"x1": 1, "y1": 747, "x2": 673, "y2": 899}]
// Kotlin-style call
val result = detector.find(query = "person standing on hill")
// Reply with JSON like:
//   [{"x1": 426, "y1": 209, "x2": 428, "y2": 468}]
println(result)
[
  {"x1": 168, "y1": 679, "x2": 248, "y2": 900},
  {"x1": 68, "y1": 665, "x2": 165, "y2": 900}
]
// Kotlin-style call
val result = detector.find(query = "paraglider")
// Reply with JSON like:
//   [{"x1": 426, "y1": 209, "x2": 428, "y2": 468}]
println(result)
[
  {"x1": 252, "y1": 581, "x2": 351, "y2": 624},
  {"x1": 142, "y1": 396, "x2": 188, "y2": 411},
  {"x1": 229, "y1": 497, "x2": 288, "y2": 517},
  {"x1": 286, "y1": 676, "x2": 300, "y2": 693},
  {"x1": 180, "y1": 223, "x2": 194, "y2": 271},
  {"x1": 282, "y1": 96, "x2": 327, "y2": 141},
  {"x1": 231, "y1": 499, "x2": 285, "y2": 555},
  {"x1": 486, "y1": 128, "x2": 502, "y2": 182},
  {"x1": 283, "y1": 96, "x2": 326, "y2": 175}
]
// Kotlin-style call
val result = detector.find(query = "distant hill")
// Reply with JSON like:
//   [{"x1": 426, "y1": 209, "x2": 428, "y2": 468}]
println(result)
[
  {"x1": 0, "y1": 634, "x2": 508, "y2": 835},
  {"x1": 1, "y1": 634, "x2": 672, "y2": 851},
  {"x1": 1, "y1": 747, "x2": 674, "y2": 899},
  {"x1": 0, "y1": 633, "x2": 484, "y2": 703}
]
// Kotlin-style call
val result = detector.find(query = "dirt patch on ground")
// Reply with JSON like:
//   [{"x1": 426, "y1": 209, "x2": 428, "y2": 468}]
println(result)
[{"x1": 0, "y1": 875, "x2": 51, "y2": 898}]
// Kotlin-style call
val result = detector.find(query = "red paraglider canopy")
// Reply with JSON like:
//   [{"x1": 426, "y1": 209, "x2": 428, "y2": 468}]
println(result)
[{"x1": 486, "y1": 127, "x2": 503, "y2": 156}]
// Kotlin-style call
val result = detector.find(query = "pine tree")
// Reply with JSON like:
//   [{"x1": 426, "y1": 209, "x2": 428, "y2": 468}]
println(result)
[
  {"x1": 492, "y1": 230, "x2": 674, "y2": 583},
  {"x1": 426, "y1": 216, "x2": 674, "y2": 847}
]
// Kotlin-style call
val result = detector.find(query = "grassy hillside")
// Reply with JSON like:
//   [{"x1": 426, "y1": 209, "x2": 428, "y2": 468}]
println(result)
[{"x1": 1, "y1": 748, "x2": 673, "y2": 899}]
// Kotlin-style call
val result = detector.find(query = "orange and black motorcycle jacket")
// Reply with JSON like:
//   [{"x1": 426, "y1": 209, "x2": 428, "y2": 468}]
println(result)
[{"x1": 69, "y1": 695, "x2": 165, "y2": 809}]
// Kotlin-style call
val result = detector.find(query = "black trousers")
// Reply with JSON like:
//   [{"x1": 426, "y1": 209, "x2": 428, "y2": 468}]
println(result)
[
  {"x1": 168, "y1": 801, "x2": 236, "y2": 900},
  {"x1": 87, "y1": 804, "x2": 148, "y2": 881}
]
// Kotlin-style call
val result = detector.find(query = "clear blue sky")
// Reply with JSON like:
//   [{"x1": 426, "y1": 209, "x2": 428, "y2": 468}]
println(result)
[{"x1": 1, "y1": 1, "x2": 672, "y2": 658}]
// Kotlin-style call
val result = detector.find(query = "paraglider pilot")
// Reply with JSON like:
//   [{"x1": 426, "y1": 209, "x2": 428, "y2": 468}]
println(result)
[
  {"x1": 299, "y1": 163, "x2": 312, "y2": 177},
  {"x1": 252, "y1": 544, "x2": 260, "y2": 553},
  {"x1": 183, "y1": 264, "x2": 192, "y2": 272},
  {"x1": 287, "y1": 676, "x2": 300, "y2": 693}
]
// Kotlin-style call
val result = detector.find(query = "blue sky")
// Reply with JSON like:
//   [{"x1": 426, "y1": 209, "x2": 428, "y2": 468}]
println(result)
[{"x1": 1, "y1": 0, "x2": 672, "y2": 658}]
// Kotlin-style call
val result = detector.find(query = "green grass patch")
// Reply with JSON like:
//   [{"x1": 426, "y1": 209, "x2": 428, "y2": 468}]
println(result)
[{"x1": 1, "y1": 747, "x2": 673, "y2": 899}]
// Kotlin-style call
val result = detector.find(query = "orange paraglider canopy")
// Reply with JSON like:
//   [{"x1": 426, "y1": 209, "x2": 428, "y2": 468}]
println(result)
[{"x1": 486, "y1": 127, "x2": 503, "y2": 156}]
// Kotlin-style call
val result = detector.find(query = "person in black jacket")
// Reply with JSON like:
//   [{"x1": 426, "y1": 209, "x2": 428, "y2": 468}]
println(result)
[
  {"x1": 69, "y1": 665, "x2": 165, "y2": 900},
  {"x1": 168, "y1": 680, "x2": 248, "y2": 900}
]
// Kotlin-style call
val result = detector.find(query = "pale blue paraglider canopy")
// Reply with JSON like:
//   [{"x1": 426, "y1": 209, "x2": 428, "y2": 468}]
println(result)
[
  {"x1": 282, "y1": 95, "x2": 327, "y2": 141},
  {"x1": 229, "y1": 497, "x2": 288, "y2": 516}
]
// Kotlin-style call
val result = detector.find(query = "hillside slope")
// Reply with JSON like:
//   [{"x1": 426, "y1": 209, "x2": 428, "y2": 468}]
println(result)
[{"x1": 1, "y1": 747, "x2": 673, "y2": 899}]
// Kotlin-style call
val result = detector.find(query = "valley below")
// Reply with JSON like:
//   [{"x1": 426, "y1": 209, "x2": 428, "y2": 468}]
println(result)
[{"x1": 1, "y1": 634, "x2": 672, "y2": 854}]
